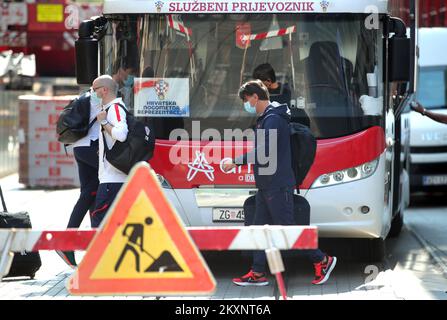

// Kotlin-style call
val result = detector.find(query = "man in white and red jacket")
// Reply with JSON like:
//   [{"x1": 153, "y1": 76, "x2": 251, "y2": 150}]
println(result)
[{"x1": 90, "y1": 75, "x2": 129, "y2": 228}]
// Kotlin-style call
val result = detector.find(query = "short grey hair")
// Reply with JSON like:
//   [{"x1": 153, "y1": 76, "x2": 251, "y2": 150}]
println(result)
[{"x1": 94, "y1": 75, "x2": 118, "y2": 95}]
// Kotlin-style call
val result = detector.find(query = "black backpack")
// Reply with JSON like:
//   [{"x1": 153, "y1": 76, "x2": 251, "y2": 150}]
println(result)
[
  {"x1": 56, "y1": 91, "x2": 96, "y2": 144},
  {"x1": 263, "y1": 113, "x2": 317, "y2": 190},
  {"x1": 102, "y1": 104, "x2": 155, "y2": 174},
  {"x1": 289, "y1": 122, "x2": 317, "y2": 188}
]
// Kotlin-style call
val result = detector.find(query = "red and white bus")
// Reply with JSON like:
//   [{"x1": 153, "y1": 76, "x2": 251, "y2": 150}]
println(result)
[{"x1": 75, "y1": 0, "x2": 417, "y2": 260}]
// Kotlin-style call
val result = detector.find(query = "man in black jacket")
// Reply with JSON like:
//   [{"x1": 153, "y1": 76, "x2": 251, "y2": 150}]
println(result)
[
  {"x1": 253, "y1": 63, "x2": 292, "y2": 107},
  {"x1": 223, "y1": 80, "x2": 336, "y2": 286},
  {"x1": 253, "y1": 63, "x2": 310, "y2": 127}
]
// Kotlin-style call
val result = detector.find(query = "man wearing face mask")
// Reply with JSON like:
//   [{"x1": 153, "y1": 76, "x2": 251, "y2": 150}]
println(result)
[
  {"x1": 121, "y1": 73, "x2": 135, "y2": 108},
  {"x1": 56, "y1": 88, "x2": 102, "y2": 268},
  {"x1": 112, "y1": 63, "x2": 134, "y2": 87},
  {"x1": 91, "y1": 75, "x2": 129, "y2": 228},
  {"x1": 112, "y1": 62, "x2": 136, "y2": 107},
  {"x1": 224, "y1": 80, "x2": 295, "y2": 285},
  {"x1": 223, "y1": 80, "x2": 336, "y2": 286}
]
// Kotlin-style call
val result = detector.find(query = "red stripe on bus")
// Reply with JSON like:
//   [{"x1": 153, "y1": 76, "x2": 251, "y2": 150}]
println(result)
[{"x1": 148, "y1": 126, "x2": 386, "y2": 189}]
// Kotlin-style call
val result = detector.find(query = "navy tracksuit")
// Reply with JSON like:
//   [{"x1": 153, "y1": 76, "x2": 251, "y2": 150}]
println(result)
[
  {"x1": 90, "y1": 182, "x2": 122, "y2": 228},
  {"x1": 240, "y1": 103, "x2": 325, "y2": 273}
]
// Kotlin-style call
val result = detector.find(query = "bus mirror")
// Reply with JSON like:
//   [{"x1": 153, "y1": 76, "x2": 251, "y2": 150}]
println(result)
[
  {"x1": 78, "y1": 19, "x2": 96, "y2": 38},
  {"x1": 388, "y1": 37, "x2": 411, "y2": 82},
  {"x1": 75, "y1": 38, "x2": 98, "y2": 85}
]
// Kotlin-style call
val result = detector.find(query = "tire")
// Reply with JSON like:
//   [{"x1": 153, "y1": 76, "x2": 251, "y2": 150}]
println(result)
[{"x1": 388, "y1": 211, "x2": 404, "y2": 238}]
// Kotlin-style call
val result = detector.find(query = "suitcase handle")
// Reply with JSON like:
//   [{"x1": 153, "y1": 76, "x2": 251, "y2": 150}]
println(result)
[{"x1": 0, "y1": 185, "x2": 8, "y2": 212}]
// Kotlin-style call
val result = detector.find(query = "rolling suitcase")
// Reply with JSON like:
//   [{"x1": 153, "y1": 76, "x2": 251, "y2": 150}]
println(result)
[
  {"x1": 243, "y1": 193, "x2": 310, "y2": 226},
  {"x1": 0, "y1": 185, "x2": 41, "y2": 279}
]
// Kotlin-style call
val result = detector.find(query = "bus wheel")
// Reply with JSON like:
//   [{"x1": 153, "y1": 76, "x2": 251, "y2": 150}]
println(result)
[{"x1": 388, "y1": 211, "x2": 404, "y2": 238}]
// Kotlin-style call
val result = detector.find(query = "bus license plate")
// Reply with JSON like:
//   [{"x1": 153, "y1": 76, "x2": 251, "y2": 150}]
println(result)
[
  {"x1": 423, "y1": 175, "x2": 447, "y2": 186},
  {"x1": 212, "y1": 208, "x2": 245, "y2": 222}
]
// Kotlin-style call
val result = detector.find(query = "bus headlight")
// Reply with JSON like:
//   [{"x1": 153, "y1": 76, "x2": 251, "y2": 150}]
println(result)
[
  {"x1": 362, "y1": 162, "x2": 375, "y2": 175},
  {"x1": 347, "y1": 168, "x2": 358, "y2": 178},
  {"x1": 333, "y1": 171, "x2": 344, "y2": 182},
  {"x1": 310, "y1": 159, "x2": 379, "y2": 189},
  {"x1": 156, "y1": 174, "x2": 172, "y2": 189},
  {"x1": 319, "y1": 174, "x2": 330, "y2": 184}
]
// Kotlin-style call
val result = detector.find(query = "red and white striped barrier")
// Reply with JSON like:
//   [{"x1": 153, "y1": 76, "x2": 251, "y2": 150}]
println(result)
[
  {"x1": 167, "y1": 14, "x2": 192, "y2": 36},
  {"x1": 0, "y1": 226, "x2": 317, "y2": 299},
  {"x1": 0, "y1": 226, "x2": 317, "y2": 252},
  {"x1": 242, "y1": 25, "x2": 296, "y2": 42}
]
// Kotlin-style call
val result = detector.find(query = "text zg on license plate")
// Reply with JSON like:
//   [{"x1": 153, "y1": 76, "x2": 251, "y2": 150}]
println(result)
[{"x1": 212, "y1": 208, "x2": 245, "y2": 222}]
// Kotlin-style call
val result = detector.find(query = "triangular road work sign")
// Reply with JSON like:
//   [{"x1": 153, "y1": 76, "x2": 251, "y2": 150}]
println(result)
[{"x1": 67, "y1": 162, "x2": 216, "y2": 296}]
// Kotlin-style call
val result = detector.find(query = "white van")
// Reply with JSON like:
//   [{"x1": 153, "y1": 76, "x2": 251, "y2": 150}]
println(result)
[{"x1": 409, "y1": 27, "x2": 447, "y2": 192}]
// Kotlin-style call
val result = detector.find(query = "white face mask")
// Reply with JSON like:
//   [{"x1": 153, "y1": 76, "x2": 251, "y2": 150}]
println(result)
[{"x1": 90, "y1": 91, "x2": 102, "y2": 106}]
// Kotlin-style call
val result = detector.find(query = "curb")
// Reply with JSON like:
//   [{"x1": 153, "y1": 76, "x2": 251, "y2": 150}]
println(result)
[{"x1": 406, "y1": 223, "x2": 447, "y2": 279}]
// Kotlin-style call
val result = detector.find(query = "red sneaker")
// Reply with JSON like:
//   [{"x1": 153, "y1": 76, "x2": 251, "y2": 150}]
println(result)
[
  {"x1": 312, "y1": 255, "x2": 337, "y2": 285},
  {"x1": 232, "y1": 269, "x2": 269, "y2": 286}
]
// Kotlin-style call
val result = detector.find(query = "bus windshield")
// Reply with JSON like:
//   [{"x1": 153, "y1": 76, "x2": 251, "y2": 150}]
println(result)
[{"x1": 101, "y1": 13, "x2": 384, "y2": 139}]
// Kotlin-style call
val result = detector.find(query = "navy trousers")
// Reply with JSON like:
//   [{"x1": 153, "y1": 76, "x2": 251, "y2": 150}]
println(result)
[
  {"x1": 91, "y1": 182, "x2": 123, "y2": 228},
  {"x1": 251, "y1": 187, "x2": 326, "y2": 273},
  {"x1": 67, "y1": 140, "x2": 99, "y2": 228}
]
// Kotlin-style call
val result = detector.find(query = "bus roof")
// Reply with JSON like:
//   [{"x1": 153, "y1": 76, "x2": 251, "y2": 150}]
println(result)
[
  {"x1": 103, "y1": 0, "x2": 389, "y2": 15},
  {"x1": 418, "y1": 28, "x2": 447, "y2": 68}
]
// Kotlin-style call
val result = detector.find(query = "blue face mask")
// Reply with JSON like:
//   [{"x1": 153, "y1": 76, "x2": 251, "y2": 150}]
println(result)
[
  {"x1": 90, "y1": 91, "x2": 102, "y2": 106},
  {"x1": 124, "y1": 75, "x2": 135, "y2": 87},
  {"x1": 244, "y1": 101, "x2": 257, "y2": 114}
]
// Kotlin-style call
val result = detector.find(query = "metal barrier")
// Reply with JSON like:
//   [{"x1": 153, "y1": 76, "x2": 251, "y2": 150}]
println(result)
[
  {"x1": 0, "y1": 226, "x2": 317, "y2": 252},
  {"x1": 0, "y1": 226, "x2": 318, "y2": 299}
]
